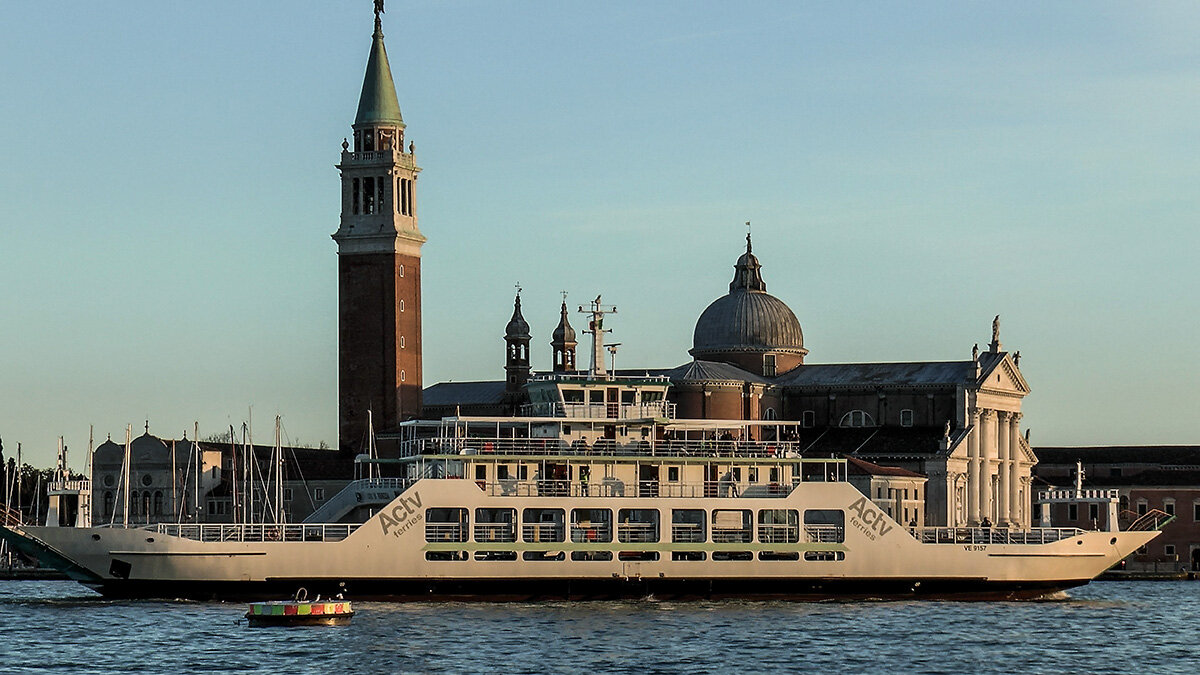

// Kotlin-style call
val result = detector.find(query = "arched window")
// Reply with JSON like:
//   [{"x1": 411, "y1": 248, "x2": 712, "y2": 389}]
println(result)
[
  {"x1": 103, "y1": 491, "x2": 114, "y2": 517},
  {"x1": 153, "y1": 491, "x2": 164, "y2": 516},
  {"x1": 142, "y1": 493, "x2": 151, "y2": 517},
  {"x1": 838, "y1": 410, "x2": 875, "y2": 428},
  {"x1": 130, "y1": 491, "x2": 140, "y2": 515},
  {"x1": 763, "y1": 407, "x2": 778, "y2": 421}
]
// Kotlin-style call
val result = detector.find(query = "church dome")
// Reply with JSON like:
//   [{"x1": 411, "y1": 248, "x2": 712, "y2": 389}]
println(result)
[
  {"x1": 690, "y1": 234, "x2": 806, "y2": 358},
  {"x1": 505, "y1": 294, "x2": 530, "y2": 338}
]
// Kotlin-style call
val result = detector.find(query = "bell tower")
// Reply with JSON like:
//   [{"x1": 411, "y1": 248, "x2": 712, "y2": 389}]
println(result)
[{"x1": 333, "y1": 3, "x2": 424, "y2": 451}]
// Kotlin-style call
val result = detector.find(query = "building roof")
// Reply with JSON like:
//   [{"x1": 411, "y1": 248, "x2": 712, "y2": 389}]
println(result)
[
  {"x1": 691, "y1": 234, "x2": 805, "y2": 358},
  {"x1": 660, "y1": 359, "x2": 771, "y2": 385},
  {"x1": 354, "y1": 17, "x2": 404, "y2": 127},
  {"x1": 775, "y1": 360, "x2": 976, "y2": 387},
  {"x1": 845, "y1": 456, "x2": 926, "y2": 478},
  {"x1": 1034, "y1": 445, "x2": 1200, "y2": 466},
  {"x1": 423, "y1": 381, "x2": 508, "y2": 408}
]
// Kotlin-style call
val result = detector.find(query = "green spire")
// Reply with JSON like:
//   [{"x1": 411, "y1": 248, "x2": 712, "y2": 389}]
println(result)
[{"x1": 354, "y1": 15, "x2": 404, "y2": 127}]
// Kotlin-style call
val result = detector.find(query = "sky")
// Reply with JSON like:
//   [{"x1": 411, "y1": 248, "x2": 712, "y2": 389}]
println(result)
[{"x1": 2, "y1": 1, "x2": 1198, "y2": 470}]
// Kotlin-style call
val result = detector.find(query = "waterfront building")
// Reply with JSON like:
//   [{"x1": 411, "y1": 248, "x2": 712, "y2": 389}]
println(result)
[{"x1": 1034, "y1": 445, "x2": 1200, "y2": 572}]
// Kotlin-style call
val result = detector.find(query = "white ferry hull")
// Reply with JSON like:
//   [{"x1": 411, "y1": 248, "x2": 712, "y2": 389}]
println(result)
[{"x1": 1, "y1": 480, "x2": 1157, "y2": 601}]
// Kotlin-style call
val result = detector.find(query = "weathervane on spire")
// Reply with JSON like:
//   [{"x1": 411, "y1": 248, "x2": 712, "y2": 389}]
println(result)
[
  {"x1": 745, "y1": 221, "x2": 752, "y2": 253},
  {"x1": 374, "y1": 0, "x2": 385, "y2": 32},
  {"x1": 514, "y1": 281, "x2": 522, "y2": 298}
]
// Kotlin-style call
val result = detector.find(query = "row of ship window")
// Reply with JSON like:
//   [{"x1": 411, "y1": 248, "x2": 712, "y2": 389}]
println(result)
[{"x1": 423, "y1": 507, "x2": 845, "y2": 547}]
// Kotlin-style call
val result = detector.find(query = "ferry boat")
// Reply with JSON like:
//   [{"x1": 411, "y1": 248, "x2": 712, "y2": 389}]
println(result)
[{"x1": 0, "y1": 366, "x2": 1164, "y2": 601}]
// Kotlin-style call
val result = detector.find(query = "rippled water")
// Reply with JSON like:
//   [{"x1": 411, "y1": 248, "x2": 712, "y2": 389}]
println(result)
[{"x1": 0, "y1": 580, "x2": 1197, "y2": 673}]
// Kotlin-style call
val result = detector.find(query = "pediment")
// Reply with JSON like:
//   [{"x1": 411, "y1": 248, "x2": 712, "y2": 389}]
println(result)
[{"x1": 979, "y1": 353, "x2": 1030, "y2": 395}]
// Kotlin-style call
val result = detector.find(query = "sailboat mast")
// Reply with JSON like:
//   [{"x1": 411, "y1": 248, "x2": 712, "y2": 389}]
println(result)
[
  {"x1": 122, "y1": 425, "x2": 131, "y2": 527},
  {"x1": 274, "y1": 415, "x2": 284, "y2": 526},
  {"x1": 193, "y1": 421, "x2": 200, "y2": 523}
]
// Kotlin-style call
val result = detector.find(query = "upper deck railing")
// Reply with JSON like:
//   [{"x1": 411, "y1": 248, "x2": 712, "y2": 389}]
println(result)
[
  {"x1": 519, "y1": 401, "x2": 676, "y2": 420},
  {"x1": 1036, "y1": 488, "x2": 1120, "y2": 502},
  {"x1": 401, "y1": 437, "x2": 806, "y2": 459}
]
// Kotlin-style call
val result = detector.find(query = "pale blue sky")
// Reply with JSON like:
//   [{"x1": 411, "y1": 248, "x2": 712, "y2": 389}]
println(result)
[{"x1": 2, "y1": 2, "x2": 1197, "y2": 469}]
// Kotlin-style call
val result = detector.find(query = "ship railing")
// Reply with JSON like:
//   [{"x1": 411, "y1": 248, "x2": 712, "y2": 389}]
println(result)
[
  {"x1": 758, "y1": 524, "x2": 801, "y2": 544},
  {"x1": 403, "y1": 437, "x2": 811, "y2": 459},
  {"x1": 570, "y1": 524, "x2": 613, "y2": 542},
  {"x1": 670, "y1": 525, "x2": 706, "y2": 543},
  {"x1": 616, "y1": 523, "x2": 659, "y2": 543},
  {"x1": 425, "y1": 523, "x2": 468, "y2": 543},
  {"x1": 473, "y1": 523, "x2": 517, "y2": 542},
  {"x1": 804, "y1": 525, "x2": 845, "y2": 543},
  {"x1": 913, "y1": 527, "x2": 1085, "y2": 545},
  {"x1": 712, "y1": 528, "x2": 753, "y2": 543},
  {"x1": 484, "y1": 480, "x2": 796, "y2": 499},
  {"x1": 154, "y1": 522, "x2": 360, "y2": 543},
  {"x1": 0, "y1": 504, "x2": 23, "y2": 527},
  {"x1": 521, "y1": 523, "x2": 565, "y2": 542},
  {"x1": 520, "y1": 402, "x2": 677, "y2": 420}
]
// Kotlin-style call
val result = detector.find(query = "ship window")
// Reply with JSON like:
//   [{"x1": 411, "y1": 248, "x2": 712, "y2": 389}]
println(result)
[
  {"x1": 712, "y1": 551, "x2": 753, "y2": 561},
  {"x1": 314, "y1": 488, "x2": 325, "y2": 501},
  {"x1": 497, "y1": 465, "x2": 510, "y2": 480},
  {"x1": 518, "y1": 465, "x2": 529, "y2": 480},
  {"x1": 399, "y1": 264, "x2": 404, "y2": 278},
  {"x1": 748, "y1": 468, "x2": 759, "y2": 483},
  {"x1": 522, "y1": 508, "x2": 564, "y2": 542},
  {"x1": 617, "y1": 509, "x2": 659, "y2": 543},
  {"x1": 571, "y1": 508, "x2": 613, "y2": 543},
  {"x1": 667, "y1": 466, "x2": 679, "y2": 482},
  {"x1": 759, "y1": 551, "x2": 799, "y2": 561},
  {"x1": 475, "y1": 551, "x2": 516, "y2": 561},
  {"x1": 1067, "y1": 504, "x2": 1078, "y2": 521},
  {"x1": 563, "y1": 389, "x2": 585, "y2": 404},
  {"x1": 769, "y1": 467, "x2": 780, "y2": 483},
  {"x1": 802, "y1": 411, "x2": 815, "y2": 428},
  {"x1": 804, "y1": 551, "x2": 845, "y2": 561},
  {"x1": 618, "y1": 551, "x2": 659, "y2": 562},
  {"x1": 758, "y1": 509, "x2": 800, "y2": 543},
  {"x1": 475, "y1": 465, "x2": 487, "y2": 481},
  {"x1": 672, "y1": 552, "x2": 707, "y2": 561},
  {"x1": 400, "y1": 299, "x2": 405, "y2": 312},
  {"x1": 803, "y1": 510, "x2": 845, "y2": 543},
  {"x1": 672, "y1": 509, "x2": 706, "y2": 543},
  {"x1": 589, "y1": 390, "x2": 604, "y2": 404},
  {"x1": 900, "y1": 409, "x2": 914, "y2": 427},
  {"x1": 570, "y1": 551, "x2": 611, "y2": 561},
  {"x1": 425, "y1": 551, "x2": 467, "y2": 561},
  {"x1": 425, "y1": 508, "x2": 468, "y2": 543},
  {"x1": 711, "y1": 509, "x2": 752, "y2": 543},
  {"x1": 524, "y1": 551, "x2": 566, "y2": 561},
  {"x1": 400, "y1": 370, "x2": 405, "y2": 382},
  {"x1": 838, "y1": 410, "x2": 875, "y2": 428},
  {"x1": 475, "y1": 508, "x2": 516, "y2": 543}
]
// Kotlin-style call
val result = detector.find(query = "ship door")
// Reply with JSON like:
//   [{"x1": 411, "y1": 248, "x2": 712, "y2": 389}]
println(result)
[
  {"x1": 606, "y1": 388, "x2": 620, "y2": 418},
  {"x1": 705, "y1": 465, "x2": 719, "y2": 497},
  {"x1": 638, "y1": 465, "x2": 659, "y2": 498}
]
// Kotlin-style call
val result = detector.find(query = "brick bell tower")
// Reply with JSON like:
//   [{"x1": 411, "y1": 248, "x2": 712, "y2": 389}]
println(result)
[{"x1": 333, "y1": 3, "x2": 424, "y2": 452}]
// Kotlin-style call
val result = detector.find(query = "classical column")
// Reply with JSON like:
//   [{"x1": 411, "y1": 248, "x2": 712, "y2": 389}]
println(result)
[
  {"x1": 997, "y1": 411, "x2": 1010, "y2": 525},
  {"x1": 966, "y1": 408, "x2": 980, "y2": 525},
  {"x1": 1009, "y1": 413, "x2": 1023, "y2": 526},
  {"x1": 978, "y1": 410, "x2": 993, "y2": 523}
]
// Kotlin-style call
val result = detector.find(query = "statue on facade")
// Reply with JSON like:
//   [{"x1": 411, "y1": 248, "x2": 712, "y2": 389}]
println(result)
[
  {"x1": 943, "y1": 420, "x2": 951, "y2": 439},
  {"x1": 972, "y1": 343, "x2": 979, "y2": 361},
  {"x1": 992, "y1": 315, "x2": 1000, "y2": 343},
  {"x1": 1014, "y1": 350, "x2": 1021, "y2": 367}
]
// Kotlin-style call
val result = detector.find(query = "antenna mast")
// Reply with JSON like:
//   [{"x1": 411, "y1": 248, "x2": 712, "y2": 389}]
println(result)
[{"x1": 579, "y1": 295, "x2": 617, "y2": 379}]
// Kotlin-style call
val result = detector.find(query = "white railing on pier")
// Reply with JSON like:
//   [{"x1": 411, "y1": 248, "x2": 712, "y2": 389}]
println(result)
[
  {"x1": 154, "y1": 522, "x2": 360, "y2": 543},
  {"x1": 1036, "y1": 489, "x2": 1120, "y2": 502},
  {"x1": 913, "y1": 527, "x2": 1084, "y2": 545}
]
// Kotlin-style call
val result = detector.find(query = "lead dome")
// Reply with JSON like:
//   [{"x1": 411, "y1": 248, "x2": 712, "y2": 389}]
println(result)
[{"x1": 690, "y1": 234, "x2": 806, "y2": 362}]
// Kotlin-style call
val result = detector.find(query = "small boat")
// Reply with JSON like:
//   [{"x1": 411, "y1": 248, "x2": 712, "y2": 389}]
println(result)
[{"x1": 245, "y1": 589, "x2": 354, "y2": 626}]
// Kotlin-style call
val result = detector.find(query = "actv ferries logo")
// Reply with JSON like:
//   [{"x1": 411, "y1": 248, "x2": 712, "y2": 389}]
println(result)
[
  {"x1": 848, "y1": 496, "x2": 893, "y2": 540},
  {"x1": 378, "y1": 492, "x2": 424, "y2": 538}
]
